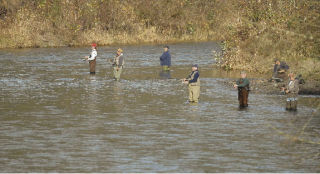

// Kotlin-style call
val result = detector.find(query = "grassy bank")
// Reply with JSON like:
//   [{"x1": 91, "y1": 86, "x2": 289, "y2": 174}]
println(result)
[
  {"x1": 0, "y1": 0, "x2": 319, "y2": 80},
  {"x1": 0, "y1": 0, "x2": 219, "y2": 48},
  {"x1": 215, "y1": 0, "x2": 320, "y2": 80}
]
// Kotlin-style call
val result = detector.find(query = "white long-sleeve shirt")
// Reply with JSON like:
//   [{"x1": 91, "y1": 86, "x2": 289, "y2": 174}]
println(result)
[{"x1": 88, "y1": 49, "x2": 97, "y2": 61}]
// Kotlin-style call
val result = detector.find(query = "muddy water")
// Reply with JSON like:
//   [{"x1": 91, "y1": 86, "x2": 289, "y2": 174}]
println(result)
[{"x1": 0, "y1": 42, "x2": 319, "y2": 172}]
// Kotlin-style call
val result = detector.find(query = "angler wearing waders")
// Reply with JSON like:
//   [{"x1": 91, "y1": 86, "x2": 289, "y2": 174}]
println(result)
[
  {"x1": 112, "y1": 48, "x2": 125, "y2": 81},
  {"x1": 234, "y1": 71, "x2": 250, "y2": 108},
  {"x1": 84, "y1": 43, "x2": 97, "y2": 74},
  {"x1": 282, "y1": 72, "x2": 299, "y2": 111},
  {"x1": 160, "y1": 45, "x2": 171, "y2": 71},
  {"x1": 183, "y1": 64, "x2": 200, "y2": 103}
]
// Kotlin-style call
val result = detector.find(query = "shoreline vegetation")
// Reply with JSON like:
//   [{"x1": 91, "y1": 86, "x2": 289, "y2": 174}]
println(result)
[{"x1": 0, "y1": 0, "x2": 319, "y2": 81}]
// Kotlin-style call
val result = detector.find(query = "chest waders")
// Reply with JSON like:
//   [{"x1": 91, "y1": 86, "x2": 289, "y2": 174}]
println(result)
[
  {"x1": 238, "y1": 79, "x2": 249, "y2": 108},
  {"x1": 187, "y1": 71, "x2": 200, "y2": 103},
  {"x1": 113, "y1": 55, "x2": 124, "y2": 81},
  {"x1": 89, "y1": 59, "x2": 96, "y2": 74},
  {"x1": 286, "y1": 80, "x2": 298, "y2": 111}
]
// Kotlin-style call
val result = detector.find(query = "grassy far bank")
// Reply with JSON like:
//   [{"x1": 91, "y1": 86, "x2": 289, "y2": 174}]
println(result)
[{"x1": 0, "y1": 0, "x2": 319, "y2": 80}]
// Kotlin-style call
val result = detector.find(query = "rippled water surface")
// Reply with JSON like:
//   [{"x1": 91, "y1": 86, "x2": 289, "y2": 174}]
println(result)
[{"x1": 0, "y1": 42, "x2": 319, "y2": 172}]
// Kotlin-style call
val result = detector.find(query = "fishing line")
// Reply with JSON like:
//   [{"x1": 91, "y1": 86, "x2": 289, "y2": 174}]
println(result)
[{"x1": 267, "y1": 110, "x2": 320, "y2": 145}]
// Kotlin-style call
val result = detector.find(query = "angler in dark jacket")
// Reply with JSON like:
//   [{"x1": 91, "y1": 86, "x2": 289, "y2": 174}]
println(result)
[
  {"x1": 160, "y1": 45, "x2": 171, "y2": 71},
  {"x1": 183, "y1": 64, "x2": 200, "y2": 103},
  {"x1": 234, "y1": 71, "x2": 250, "y2": 108},
  {"x1": 273, "y1": 59, "x2": 289, "y2": 80}
]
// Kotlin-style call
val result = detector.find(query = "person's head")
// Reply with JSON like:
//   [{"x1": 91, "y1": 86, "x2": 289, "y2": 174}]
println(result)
[
  {"x1": 274, "y1": 59, "x2": 280, "y2": 65},
  {"x1": 192, "y1": 64, "x2": 198, "y2": 71},
  {"x1": 91, "y1": 43, "x2": 97, "y2": 49},
  {"x1": 117, "y1": 48, "x2": 123, "y2": 55},
  {"x1": 240, "y1": 71, "x2": 247, "y2": 78},
  {"x1": 163, "y1": 45, "x2": 169, "y2": 52}
]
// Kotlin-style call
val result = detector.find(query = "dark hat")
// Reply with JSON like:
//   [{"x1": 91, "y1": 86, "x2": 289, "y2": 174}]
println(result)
[
  {"x1": 274, "y1": 58, "x2": 279, "y2": 62},
  {"x1": 164, "y1": 45, "x2": 170, "y2": 49},
  {"x1": 192, "y1": 64, "x2": 198, "y2": 68}
]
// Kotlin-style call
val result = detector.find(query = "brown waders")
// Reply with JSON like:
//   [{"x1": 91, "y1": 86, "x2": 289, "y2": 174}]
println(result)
[
  {"x1": 89, "y1": 59, "x2": 96, "y2": 74},
  {"x1": 238, "y1": 88, "x2": 249, "y2": 108}
]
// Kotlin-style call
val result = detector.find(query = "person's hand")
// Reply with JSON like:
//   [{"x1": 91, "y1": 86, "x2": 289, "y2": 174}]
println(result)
[
  {"x1": 233, "y1": 84, "x2": 238, "y2": 89},
  {"x1": 285, "y1": 90, "x2": 289, "y2": 94},
  {"x1": 182, "y1": 79, "x2": 188, "y2": 84}
]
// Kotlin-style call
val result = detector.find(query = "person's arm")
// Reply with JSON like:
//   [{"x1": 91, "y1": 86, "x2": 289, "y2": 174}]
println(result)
[
  {"x1": 237, "y1": 79, "x2": 249, "y2": 87},
  {"x1": 88, "y1": 50, "x2": 97, "y2": 61},
  {"x1": 160, "y1": 53, "x2": 165, "y2": 60},
  {"x1": 188, "y1": 72, "x2": 199, "y2": 83}
]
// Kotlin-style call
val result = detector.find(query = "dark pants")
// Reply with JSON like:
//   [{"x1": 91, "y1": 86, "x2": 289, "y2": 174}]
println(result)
[
  {"x1": 238, "y1": 88, "x2": 249, "y2": 108},
  {"x1": 89, "y1": 59, "x2": 96, "y2": 74}
]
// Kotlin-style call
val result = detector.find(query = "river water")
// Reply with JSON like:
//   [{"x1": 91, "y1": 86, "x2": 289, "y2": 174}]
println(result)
[{"x1": 0, "y1": 42, "x2": 319, "y2": 172}]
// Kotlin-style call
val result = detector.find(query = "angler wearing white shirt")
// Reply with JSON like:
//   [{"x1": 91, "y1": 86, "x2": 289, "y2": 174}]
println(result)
[{"x1": 85, "y1": 43, "x2": 98, "y2": 74}]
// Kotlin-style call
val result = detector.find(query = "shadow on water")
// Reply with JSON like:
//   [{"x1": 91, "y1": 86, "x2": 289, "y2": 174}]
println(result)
[{"x1": 0, "y1": 42, "x2": 319, "y2": 172}]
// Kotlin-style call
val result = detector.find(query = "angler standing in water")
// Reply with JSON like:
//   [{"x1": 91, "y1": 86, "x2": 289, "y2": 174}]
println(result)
[
  {"x1": 234, "y1": 71, "x2": 250, "y2": 108},
  {"x1": 112, "y1": 48, "x2": 125, "y2": 81},
  {"x1": 84, "y1": 43, "x2": 97, "y2": 74},
  {"x1": 160, "y1": 45, "x2": 171, "y2": 71},
  {"x1": 282, "y1": 72, "x2": 299, "y2": 111},
  {"x1": 183, "y1": 64, "x2": 200, "y2": 103}
]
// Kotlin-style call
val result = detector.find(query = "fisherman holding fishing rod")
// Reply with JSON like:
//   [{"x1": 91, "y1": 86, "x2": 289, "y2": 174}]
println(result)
[
  {"x1": 234, "y1": 71, "x2": 250, "y2": 108},
  {"x1": 84, "y1": 43, "x2": 97, "y2": 74},
  {"x1": 182, "y1": 64, "x2": 200, "y2": 103},
  {"x1": 112, "y1": 48, "x2": 125, "y2": 81}
]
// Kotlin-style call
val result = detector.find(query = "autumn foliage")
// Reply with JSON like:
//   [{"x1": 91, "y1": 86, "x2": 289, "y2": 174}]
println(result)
[{"x1": 0, "y1": 0, "x2": 319, "y2": 78}]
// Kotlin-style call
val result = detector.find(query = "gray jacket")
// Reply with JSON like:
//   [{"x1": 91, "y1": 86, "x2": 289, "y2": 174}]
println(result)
[
  {"x1": 113, "y1": 53, "x2": 124, "y2": 67},
  {"x1": 287, "y1": 79, "x2": 299, "y2": 97}
]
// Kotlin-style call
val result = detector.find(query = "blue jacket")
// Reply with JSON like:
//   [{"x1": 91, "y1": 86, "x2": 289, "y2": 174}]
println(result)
[
  {"x1": 160, "y1": 51, "x2": 171, "y2": 66},
  {"x1": 188, "y1": 70, "x2": 200, "y2": 83}
]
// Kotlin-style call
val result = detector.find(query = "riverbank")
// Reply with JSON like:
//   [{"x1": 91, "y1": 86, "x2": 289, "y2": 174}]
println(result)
[{"x1": 0, "y1": 0, "x2": 319, "y2": 81}]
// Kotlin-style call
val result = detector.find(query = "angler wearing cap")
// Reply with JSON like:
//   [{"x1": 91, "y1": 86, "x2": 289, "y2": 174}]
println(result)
[
  {"x1": 112, "y1": 48, "x2": 125, "y2": 81},
  {"x1": 183, "y1": 64, "x2": 200, "y2": 103},
  {"x1": 282, "y1": 72, "x2": 299, "y2": 111},
  {"x1": 84, "y1": 43, "x2": 97, "y2": 74},
  {"x1": 160, "y1": 45, "x2": 171, "y2": 71},
  {"x1": 234, "y1": 71, "x2": 250, "y2": 108}
]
